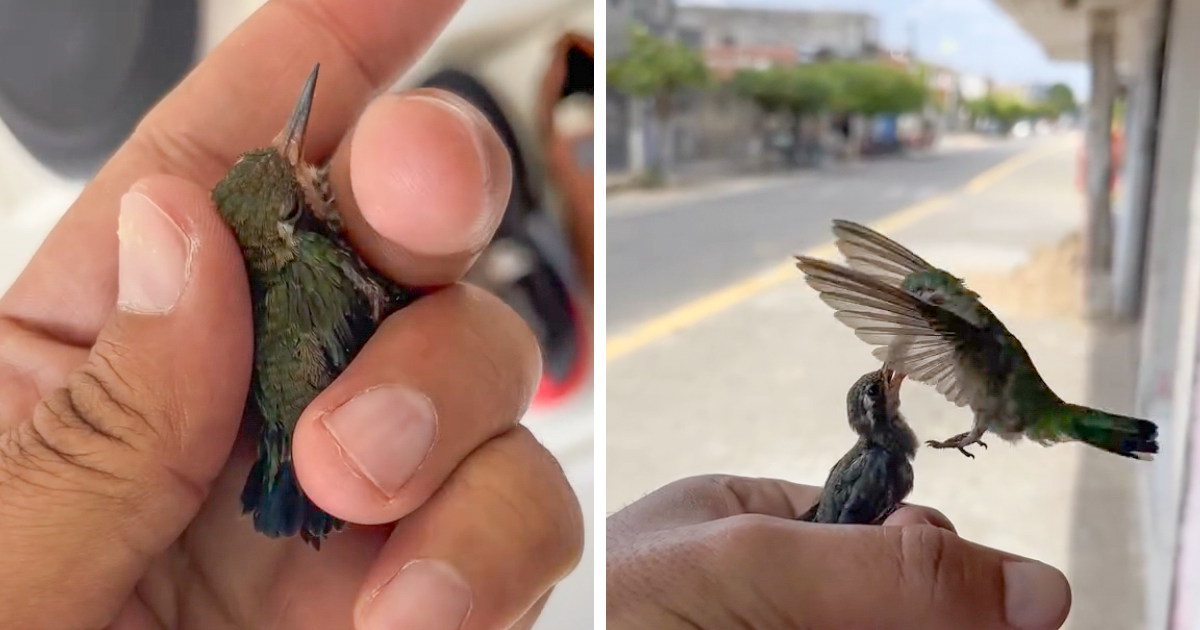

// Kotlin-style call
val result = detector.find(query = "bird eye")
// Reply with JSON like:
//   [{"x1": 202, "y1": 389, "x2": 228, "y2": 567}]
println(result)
[
  {"x1": 867, "y1": 383, "x2": 881, "y2": 397},
  {"x1": 280, "y1": 199, "x2": 302, "y2": 223}
]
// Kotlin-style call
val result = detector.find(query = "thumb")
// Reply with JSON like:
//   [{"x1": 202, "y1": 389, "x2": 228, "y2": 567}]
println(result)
[
  {"x1": 723, "y1": 518, "x2": 1072, "y2": 630},
  {"x1": 0, "y1": 175, "x2": 253, "y2": 630}
]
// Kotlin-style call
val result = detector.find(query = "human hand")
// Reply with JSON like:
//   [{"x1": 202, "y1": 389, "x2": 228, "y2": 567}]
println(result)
[
  {"x1": 0, "y1": 1, "x2": 583, "y2": 629},
  {"x1": 607, "y1": 474, "x2": 1071, "y2": 630}
]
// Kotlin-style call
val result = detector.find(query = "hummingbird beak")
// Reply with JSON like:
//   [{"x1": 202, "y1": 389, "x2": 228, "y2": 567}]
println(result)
[
  {"x1": 274, "y1": 63, "x2": 319, "y2": 165},
  {"x1": 882, "y1": 363, "x2": 906, "y2": 399}
]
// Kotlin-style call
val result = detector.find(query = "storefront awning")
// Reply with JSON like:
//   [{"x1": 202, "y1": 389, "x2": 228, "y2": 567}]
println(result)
[{"x1": 991, "y1": 0, "x2": 1151, "y2": 70}]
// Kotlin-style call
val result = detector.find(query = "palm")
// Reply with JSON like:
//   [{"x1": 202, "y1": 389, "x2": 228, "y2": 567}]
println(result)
[
  {"x1": 135, "y1": 449, "x2": 389, "y2": 629},
  {"x1": 0, "y1": 326, "x2": 369, "y2": 628}
]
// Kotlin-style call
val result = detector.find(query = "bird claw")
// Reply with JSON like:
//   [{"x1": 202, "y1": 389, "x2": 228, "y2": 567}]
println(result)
[{"x1": 925, "y1": 434, "x2": 988, "y2": 458}]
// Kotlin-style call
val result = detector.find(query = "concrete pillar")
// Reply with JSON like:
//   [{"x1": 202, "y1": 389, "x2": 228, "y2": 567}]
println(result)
[
  {"x1": 1085, "y1": 8, "x2": 1118, "y2": 319},
  {"x1": 1114, "y1": 0, "x2": 1171, "y2": 321}
]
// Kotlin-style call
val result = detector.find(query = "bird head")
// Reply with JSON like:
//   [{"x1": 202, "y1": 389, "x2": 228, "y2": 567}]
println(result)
[
  {"x1": 212, "y1": 63, "x2": 325, "y2": 273},
  {"x1": 847, "y1": 362, "x2": 906, "y2": 436}
]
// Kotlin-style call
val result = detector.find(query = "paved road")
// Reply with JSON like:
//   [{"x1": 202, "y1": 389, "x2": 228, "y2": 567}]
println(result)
[{"x1": 606, "y1": 138, "x2": 1044, "y2": 331}]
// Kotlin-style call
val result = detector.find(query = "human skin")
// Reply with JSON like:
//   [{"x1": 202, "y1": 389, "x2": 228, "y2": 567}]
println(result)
[
  {"x1": 0, "y1": 1, "x2": 583, "y2": 629},
  {"x1": 608, "y1": 474, "x2": 1072, "y2": 630}
]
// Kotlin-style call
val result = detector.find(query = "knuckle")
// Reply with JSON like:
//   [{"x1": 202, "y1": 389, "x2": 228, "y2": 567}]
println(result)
[
  {"x1": 702, "y1": 513, "x2": 777, "y2": 570},
  {"x1": 448, "y1": 427, "x2": 585, "y2": 584},
  {"x1": 896, "y1": 524, "x2": 962, "y2": 604},
  {"x1": 70, "y1": 342, "x2": 171, "y2": 452},
  {"x1": 662, "y1": 473, "x2": 736, "y2": 502},
  {"x1": 0, "y1": 339, "x2": 177, "y2": 492},
  {"x1": 503, "y1": 428, "x2": 585, "y2": 577},
  {"x1": 0, "y1": 387, "x2": 137, "y2": 506}
]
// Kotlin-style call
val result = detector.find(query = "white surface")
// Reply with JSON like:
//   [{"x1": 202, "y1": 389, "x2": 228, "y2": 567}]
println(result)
[{"x1": 525, "y1": 384, "x2": 595, "y2": 630}]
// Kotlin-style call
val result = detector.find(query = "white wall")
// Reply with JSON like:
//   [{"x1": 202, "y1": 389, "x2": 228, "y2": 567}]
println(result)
[{"x1": 1135, "y1": 0, "x2": 1200, "y2": 626}]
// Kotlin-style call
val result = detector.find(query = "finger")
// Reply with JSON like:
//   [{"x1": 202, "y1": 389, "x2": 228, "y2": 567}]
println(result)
[
  {"x1": 705, "y1": 518, "x2": 1072, "y2": 630},
  {"x1": 292, "y1": 284, "x2": 541, "y2": 525},
  {"x1": 883, "y1": 504, "x2": 958, "y2": 533},
  {"x1": 353, "y1": 428, "x2": 584, "y2": 630},
  {"x1": 608, "y1": 474, "x2": 822, "y2": 534},
  {"x1": 507, "y1": 592, "x2": 553, "y2": 630},
  {"x1": 2, "y1": 0, "x2": 466, "y2": 343},
  {"x1": 0, "y1": 175, "x2": 253, "y2": 630},
  {"x1": 327, "y1": 89, "x2": 512, "y2": 286}
]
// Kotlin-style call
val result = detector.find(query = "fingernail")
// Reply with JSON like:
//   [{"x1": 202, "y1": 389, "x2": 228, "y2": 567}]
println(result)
[
  {"x1": 117, "y1": 191, "x2": 192, "y2": 313},
  {"x1": 321, "y1": 386, "x2": 437, "y2": 497},
  {"x1": 1003, "y1": 560, "x2": 1071, "y2": 629},
  {"x1": 363, "y1": 559, "x2": 472, "y2": 630},
  {"x1": 410, "y1": 90, "x2": 508, "y2": 247}
]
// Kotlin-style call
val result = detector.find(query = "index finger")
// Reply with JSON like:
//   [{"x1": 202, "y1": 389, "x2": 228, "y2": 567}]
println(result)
[
  {"x1": 611, "y1": 474, "x2": 959, "y2": 534},
  {"x1": 1, "y1": 0, "x2": 465, "y2": 345},
  {"x1": 608, "y1": 475, "x2": 822, "y2": 535}
]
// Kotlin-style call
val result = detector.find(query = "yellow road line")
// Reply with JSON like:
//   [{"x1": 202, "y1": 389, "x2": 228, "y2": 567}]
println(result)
[{"x1": 605, "y1": 143, "x2": 1060, "y2": 364}]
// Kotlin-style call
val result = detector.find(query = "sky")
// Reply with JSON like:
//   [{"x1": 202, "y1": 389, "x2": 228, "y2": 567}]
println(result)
[{"x1": 679, "y1": 0, "x2": 1090, "y2": 99}]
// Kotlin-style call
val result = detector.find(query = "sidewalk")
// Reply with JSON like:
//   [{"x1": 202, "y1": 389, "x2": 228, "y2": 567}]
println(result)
[{"x1": 606, "y1": 134, "x2": 1145, "y2": 630}]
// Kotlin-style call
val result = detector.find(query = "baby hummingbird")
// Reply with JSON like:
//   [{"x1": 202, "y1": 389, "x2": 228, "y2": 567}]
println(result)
[
  {"x1": 798, "y1": 364, "x2": 917, "y2": 525},
  {"x1": 212, "y1": 64, "x2": 420, "y2": 548}
]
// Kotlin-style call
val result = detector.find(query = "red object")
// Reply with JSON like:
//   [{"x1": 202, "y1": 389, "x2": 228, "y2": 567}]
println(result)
[
  {"x1": 1076, "y1": 127, "x2": 1124, "y2": 192},
  {"x1": 531, "y1": 295, "x2": 592, "y2": 407}
]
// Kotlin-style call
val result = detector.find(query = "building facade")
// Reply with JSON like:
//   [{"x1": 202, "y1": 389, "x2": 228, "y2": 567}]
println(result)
[{"x1": 674, "y1": 5, "x2": 879, "y2": 60}]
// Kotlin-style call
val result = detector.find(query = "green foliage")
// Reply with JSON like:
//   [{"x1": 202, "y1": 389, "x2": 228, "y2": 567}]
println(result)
[
  {"x1": 1043, "y1": 82, "x2": 1078, "y2": 115},
  {"x1": 731, "y1": 64, "x2": 835, "y2": 115},
  {"x1": 734, "y1": 61, "x2": 926, "y2": 117},
  {"x1": 608, "y1": 27, "x2": 709, "y2": 99},
  {"x1": 965, "y1": 93, "x2": 1038, "y2": 128},
  {"x1": 823, "y1": 61, "x2": 927, "y2": 116}
]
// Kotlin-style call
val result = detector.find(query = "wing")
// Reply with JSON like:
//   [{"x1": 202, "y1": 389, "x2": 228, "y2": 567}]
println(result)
[
  {"x1": 254, "y1": 234, "x2": 376, "y2": 428},
  {"x1": 831, "y1": 219, "x2": 937, "y2": 284},
  {"x1": 816, "y1": 450, "x2": 896, "y2": 525},
  {"x1": 795, "y1": 255, "x2": 1001, "y2": 409},
  {"x1": 832, "y1": 219, "x2": 992, "y2": 326}
]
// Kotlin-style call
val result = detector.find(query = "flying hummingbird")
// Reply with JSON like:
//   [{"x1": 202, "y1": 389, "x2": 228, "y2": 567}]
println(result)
[
  {"x1": 211, "y1": 64, "x2": 421, "y2": 548},
  {"x1": 794, "y1": 219, "x2": 1158, "y2": 461},
  {"x1": 798, "y1": 364, "x2": 917, "y2": 525}
]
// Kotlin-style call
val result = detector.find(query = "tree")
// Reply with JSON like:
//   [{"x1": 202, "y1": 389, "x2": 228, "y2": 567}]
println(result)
[
  {"x1": 1043, "y1": 82, "x2": 1078, "y2": 116},
  {"x1": 825, "y1": 61, "x2": 927, "y2": 116},
  {"x1": 817, "y1": 61, "x2": 927, "y2": 157},
  {"x1": 608, "y1": 27, "x2": 710, "y2": 178},
  {"x1": 965, "y1": 93, "x2": 1037, "y2": 132},
  {"x1": 732, "y1": 64, "x2": 834, "y2": 165}
]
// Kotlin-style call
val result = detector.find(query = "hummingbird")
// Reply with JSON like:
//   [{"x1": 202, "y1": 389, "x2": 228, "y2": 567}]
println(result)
[
  {"x1": 794, "y1": 219, "x2": 1158, "y2": 460},
  {"x1": 798, "y1": 364, "x2": 916, "y2": 525},
  {"x1": 211, "y1": 64, "x2": 421, "y2": 548}
]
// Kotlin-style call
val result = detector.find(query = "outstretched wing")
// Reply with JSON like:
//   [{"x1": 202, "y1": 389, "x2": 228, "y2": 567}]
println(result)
[
  {"x1": 831, "y1": 219, "x2": 937, "y2": 284},
  {"x1": 795, "y1": 256, "x2": 1000, "y2": 409}
]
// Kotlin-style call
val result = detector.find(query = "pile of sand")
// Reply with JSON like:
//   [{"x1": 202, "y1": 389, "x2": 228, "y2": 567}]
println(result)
[{"x1": 961, "y1": 231, "x2": 1084, "y2": 320}]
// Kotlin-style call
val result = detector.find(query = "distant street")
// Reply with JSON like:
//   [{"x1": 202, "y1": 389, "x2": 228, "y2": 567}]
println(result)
[{"x1": 606, "y1": 137, "x2": 1043, "y2": 330}]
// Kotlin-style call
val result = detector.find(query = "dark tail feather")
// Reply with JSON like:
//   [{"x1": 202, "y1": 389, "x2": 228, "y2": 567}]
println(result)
[
  {"x1": 241, "y1": 423, "x2": 344, "y2": 549},
  {"x1": 1066, "y1": 408, "x2": 1159, "y2": 460},
  {"x1": 797, "y1": 502, "x2": 819, "y2": 522}
]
